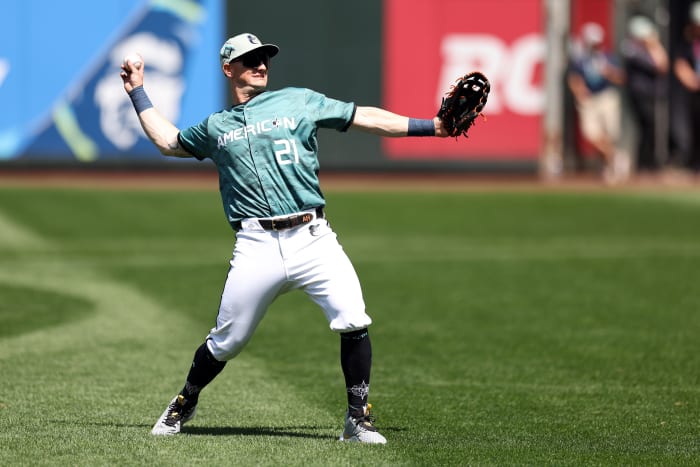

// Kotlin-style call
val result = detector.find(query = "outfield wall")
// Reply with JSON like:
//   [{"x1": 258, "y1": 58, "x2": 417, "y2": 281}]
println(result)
[{"x1": 1, "y1": 0, "x2": 547, "y2": 171}]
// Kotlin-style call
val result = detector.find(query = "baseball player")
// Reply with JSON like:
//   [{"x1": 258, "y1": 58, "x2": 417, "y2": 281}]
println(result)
[{"x1": 121, "y1": 32, "x2": 449, "y2": 444}]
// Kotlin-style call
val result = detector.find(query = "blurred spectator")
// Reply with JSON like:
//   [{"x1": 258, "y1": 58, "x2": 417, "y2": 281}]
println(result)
[
  {"x1": 673, "y1": 1, "x2": 700, "y2": 174},
  {"x1": 567, "y1": 23, "x2": 627, "y2": 184},
  {"x1": 621, "y1": 15, "x2": 669, "y2": 174}
]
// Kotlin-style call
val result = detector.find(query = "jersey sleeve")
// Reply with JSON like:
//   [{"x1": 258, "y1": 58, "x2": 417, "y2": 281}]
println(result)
[
  {"x1": 304, "y1": 89, "x2": 356, "y2": 132},
  {"x1": 178, "y1": 116, "x2": 212, "y2": 160}
]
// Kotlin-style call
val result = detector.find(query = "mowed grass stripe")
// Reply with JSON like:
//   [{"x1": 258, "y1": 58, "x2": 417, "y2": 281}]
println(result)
[
  {"x1": 9, "y1": 236, "x2": 700, "y2": 271},
  {"x1": 0, "y1": 206, "x2": 47, "y2": 248}
]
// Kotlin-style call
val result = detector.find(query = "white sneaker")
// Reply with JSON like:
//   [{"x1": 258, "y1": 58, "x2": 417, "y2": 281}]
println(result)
[
  {"x1": 151, "y1": 395, "x2": 197, "y2": 435},
  {"x1": 339, "y1": 403, "x2": 387, "y2": 444},
  {"x1": 602, "y1": 164, "x2": 620, "y2": 186},
  {"x1": 613, "y1": 150, "x2": 632, "y2": 181}
]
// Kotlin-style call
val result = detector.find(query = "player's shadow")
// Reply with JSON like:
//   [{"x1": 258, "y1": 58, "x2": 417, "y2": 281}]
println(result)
[
  {"x1": 183, "y1": 424, "x2": 405, "y2": 439},
  {"x1": 86, "y1": 422, "x2": 404, "y2": 439},
  {"x1": 183, "y1": 425, "x2": 333, "y2": 439}
]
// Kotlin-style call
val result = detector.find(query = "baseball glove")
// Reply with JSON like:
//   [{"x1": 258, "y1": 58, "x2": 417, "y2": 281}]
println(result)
[{"x1": 437, "y1": 71, "x2": 490, "y2": 138}]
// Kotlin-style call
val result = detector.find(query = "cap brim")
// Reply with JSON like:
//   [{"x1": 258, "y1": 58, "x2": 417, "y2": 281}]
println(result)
[
  {"x1": 260, "y1": 44, "x2": 279, "y2": 57},
  {"x1": 226, "y1": 44, "x2": 279, "y2": 63}
]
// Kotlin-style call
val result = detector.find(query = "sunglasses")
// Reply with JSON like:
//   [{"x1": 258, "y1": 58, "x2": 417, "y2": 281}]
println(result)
[{"x1": 234, "y1": 51, "x2": 270, "y2": 68}]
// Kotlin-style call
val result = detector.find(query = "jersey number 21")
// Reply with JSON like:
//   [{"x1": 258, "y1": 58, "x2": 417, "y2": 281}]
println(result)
[{"x1": 274, "y1": 139, "x2": 299, "y2": 165}]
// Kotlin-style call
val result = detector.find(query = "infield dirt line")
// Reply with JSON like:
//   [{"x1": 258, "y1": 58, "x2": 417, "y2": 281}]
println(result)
[{"x1": 0, "y1": 168, "x2": 699, "y2": 192}]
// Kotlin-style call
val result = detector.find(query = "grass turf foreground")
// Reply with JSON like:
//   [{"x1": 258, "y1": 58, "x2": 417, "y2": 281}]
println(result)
[{"x1": 0, "y1": 185, "x2": 699, "y2": 466}]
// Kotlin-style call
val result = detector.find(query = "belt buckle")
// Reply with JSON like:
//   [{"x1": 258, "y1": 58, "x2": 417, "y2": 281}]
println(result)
[{"x1": 271, "y1": 216, "x2": 293, "y2": 230}]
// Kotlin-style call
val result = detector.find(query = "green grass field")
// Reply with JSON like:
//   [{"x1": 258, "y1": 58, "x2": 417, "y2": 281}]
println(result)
[{"x1": 1, "y1": 184, "x2": 699, "y2": 466}]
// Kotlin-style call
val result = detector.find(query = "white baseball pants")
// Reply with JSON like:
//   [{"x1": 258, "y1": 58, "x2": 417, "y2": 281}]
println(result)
[{"x1": 206, "y1": 210, "x2": 372, "y2": 361}]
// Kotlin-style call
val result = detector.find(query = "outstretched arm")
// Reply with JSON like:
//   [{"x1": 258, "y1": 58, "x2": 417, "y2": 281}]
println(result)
[
  {"x1": 350, "y1": 106, "x2": 449, "y2": 137},
  {"x1": 674, "y1": 56, "x2": 700, "y2": 92},
  {"x1": 120, "y1": 56, "x2": 191, "y2": 157}
]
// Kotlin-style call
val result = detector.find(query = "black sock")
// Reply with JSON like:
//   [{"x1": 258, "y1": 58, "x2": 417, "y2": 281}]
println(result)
[
  {"x1": 340, "y1": 328, "x2": 372, "y2": 411},
  {"x1": 180, "y1": 341, "x2": 226, "y2": 406}
]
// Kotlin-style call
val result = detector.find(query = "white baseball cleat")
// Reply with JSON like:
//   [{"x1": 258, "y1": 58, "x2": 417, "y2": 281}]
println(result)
[
  {"x1": 151, "y1": 394, "x2": 197, "y2": 435},
  {"x1": 339, "y1": 403, "x2": 387, "y2": 444}
]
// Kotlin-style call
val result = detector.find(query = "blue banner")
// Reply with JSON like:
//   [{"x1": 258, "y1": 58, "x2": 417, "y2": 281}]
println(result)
[{"x1": 0, "y1": 0, "x2": 223, "y2": 162}]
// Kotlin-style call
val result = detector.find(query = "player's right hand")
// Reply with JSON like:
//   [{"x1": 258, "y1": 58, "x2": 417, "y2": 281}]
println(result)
[{"x1": 120, "y1": 57, "x2": 145, "y2": 94}]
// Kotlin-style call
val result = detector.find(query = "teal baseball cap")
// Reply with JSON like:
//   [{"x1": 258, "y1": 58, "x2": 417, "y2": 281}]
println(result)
[{"x1": 220, "y1": 33, "x2": 279, "y2": 65}]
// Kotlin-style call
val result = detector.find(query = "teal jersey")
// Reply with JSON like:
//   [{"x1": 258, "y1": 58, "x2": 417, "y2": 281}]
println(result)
[{"x1": 178, "y1": 87, "x2": 356, "y2": 228}]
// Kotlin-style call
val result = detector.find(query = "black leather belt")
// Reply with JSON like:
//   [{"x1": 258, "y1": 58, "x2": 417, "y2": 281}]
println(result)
[{"x1": 236, "y1": 207, "x2": 324, "y2": 231}]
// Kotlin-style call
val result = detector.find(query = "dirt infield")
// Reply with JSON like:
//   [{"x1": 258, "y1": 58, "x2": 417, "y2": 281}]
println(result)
[{"x1": 0, "y1": 168, "x2": 698, "y2": 192}]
